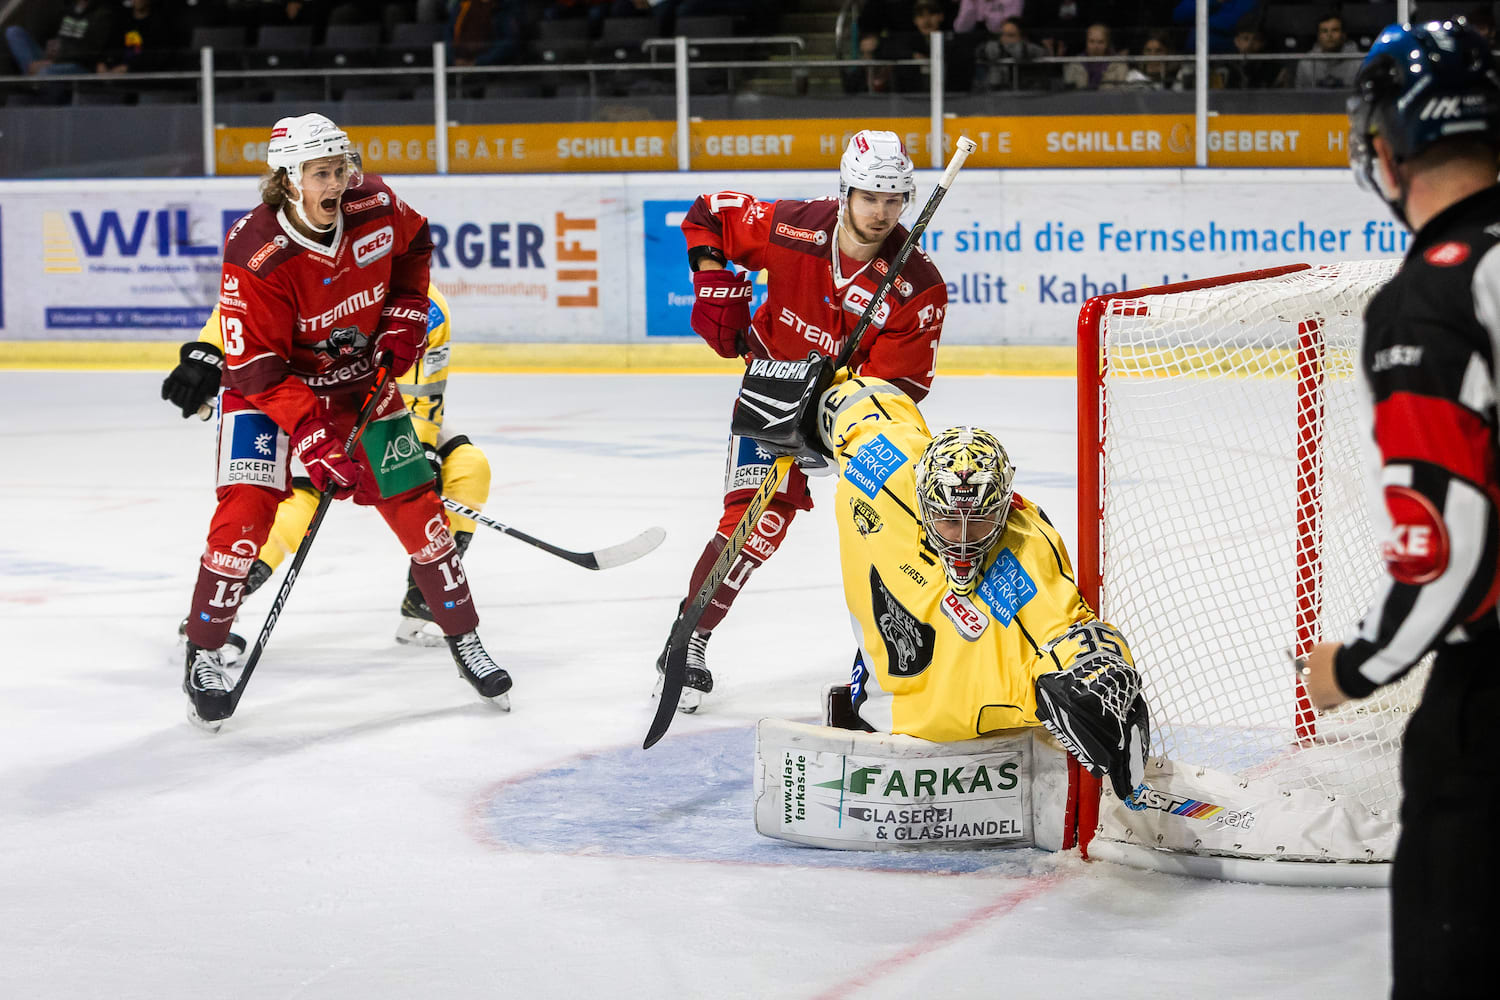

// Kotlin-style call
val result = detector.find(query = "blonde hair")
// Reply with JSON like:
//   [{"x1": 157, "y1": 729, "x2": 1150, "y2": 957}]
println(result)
[{"x1": 259, "y1": 167, "x2": 292, "y2": 208}]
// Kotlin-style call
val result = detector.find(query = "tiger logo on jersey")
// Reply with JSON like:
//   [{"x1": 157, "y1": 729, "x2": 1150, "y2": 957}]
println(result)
[{"x1": 850, "y1": 497, "x2": 883, "y2": 537}]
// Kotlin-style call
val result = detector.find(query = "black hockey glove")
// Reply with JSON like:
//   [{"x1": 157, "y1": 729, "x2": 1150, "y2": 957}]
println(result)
[
  {"x1": 1035, "y1": 659, "x2": 1149, "y2": 803},
  {"x1": 729, "y1": 352, "x2": 837, "y2": 465},
  {"x1": 161, "y1": 340, "x2": 224, "y2": 419}
]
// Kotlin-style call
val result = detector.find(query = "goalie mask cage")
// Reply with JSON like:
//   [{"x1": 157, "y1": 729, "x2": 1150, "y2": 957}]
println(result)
[{"x1": 1075, "y1": 260, "x2": 1426, "y2": 887}]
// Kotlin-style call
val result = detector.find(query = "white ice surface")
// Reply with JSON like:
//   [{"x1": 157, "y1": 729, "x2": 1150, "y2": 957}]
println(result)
[{"x1": 0, "y1": 371, "x2": 1387, "y2": 999}]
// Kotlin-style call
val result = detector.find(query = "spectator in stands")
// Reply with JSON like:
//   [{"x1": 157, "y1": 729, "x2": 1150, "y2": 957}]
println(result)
[
  {"x1": 1130, "y1": 29, "x2": 1180, "y2": 89},
  {"x1": 1063, "y1": 21, "x2": 1129, "y2": 89},
  {"x1": 5, "y1": 0, "x2": 117, "y2": 76},
  {"x1": 1171, "y1": 0, "x2": 1259, "y2": 54},
  {"x1": 978, "y1": 15, "x2": 1047, "y2": 90},
  {"x1": 954, "y1": 0, "x2": 1023, "y2": 36},
  {"x1": 448, "y1": 0, "x2": 522, "y2": 66},
  {"x1": 870, "y1": 0, "x2": 952, "y2": 92},
  {"x1": 1021, "y1": 0, "x2": 1094, "y2": 56},
  {"x1": 97, "y1": 0, "x2": 180, "y2": 74},
  {"x1": 1292, "y1": 12, "x2": 1360, "y2": 89},
  {"x1": 1222, "y1": 16, "x2": 1284, "y2": 89}
]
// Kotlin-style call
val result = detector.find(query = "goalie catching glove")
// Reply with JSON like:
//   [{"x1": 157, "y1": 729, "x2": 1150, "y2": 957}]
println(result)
[
  {"x1": 729, "y1": 352, "x2": 839, "y2": 467},
  {"x1": 1033, "y1": 621, "x2": 1149, "y2": 802}
]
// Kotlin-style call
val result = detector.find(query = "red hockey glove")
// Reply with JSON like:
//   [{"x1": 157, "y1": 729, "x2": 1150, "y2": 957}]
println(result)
[
  {"x1": 690, "y1": 267, "x2": 752, "y2": 358},
  {"x1": 373, "y1": 302, "x2": 429, "y2": 377},
  {"x1": 292, "y1": 417, "x2": 364, "y2": 500}
]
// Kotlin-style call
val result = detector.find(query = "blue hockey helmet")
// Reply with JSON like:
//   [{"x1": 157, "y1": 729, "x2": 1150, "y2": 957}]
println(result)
[{"x1": 1348, "y1": 19, "x2": 1500, "y2": 218}]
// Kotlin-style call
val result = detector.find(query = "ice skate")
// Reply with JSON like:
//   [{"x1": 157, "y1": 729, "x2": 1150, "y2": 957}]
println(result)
[
  {"x1": 177, "y1": 618, "x2": 248, "y2": 665},
  {"x1": 654, "y1": 630, "x2": 713, "y2": 714},
  {"x1": 397, "y1": 534, "x2": 468, "y2": 647},
  {"x1": 183, "y1": 641, "x2": 235, "y2": 732},
  {"x1": 394, "y1": 584, "x2": 445, "y2": 648},
  {"x1": 446, "y1": 630, "x2": 512, "y2": 709}
]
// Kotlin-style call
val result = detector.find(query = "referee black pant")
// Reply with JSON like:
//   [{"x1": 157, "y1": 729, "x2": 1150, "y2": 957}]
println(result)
[{"x1": 1391, "y1": 637, "x2": 1500, "y2": 999}]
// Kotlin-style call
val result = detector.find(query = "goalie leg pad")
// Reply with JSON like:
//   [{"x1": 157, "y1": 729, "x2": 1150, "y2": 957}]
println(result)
[{"x1": 1034, "y1": 661, "x2": 1149, "y2": 802}]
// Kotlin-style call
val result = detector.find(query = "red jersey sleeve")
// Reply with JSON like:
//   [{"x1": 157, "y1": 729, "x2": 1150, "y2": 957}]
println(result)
[
  {"x1": 374, "y1": 183, "x2": 435, "y2": 346},
  {"x1": 680, "y1": 191, "x2": 776, "y2": 272}
]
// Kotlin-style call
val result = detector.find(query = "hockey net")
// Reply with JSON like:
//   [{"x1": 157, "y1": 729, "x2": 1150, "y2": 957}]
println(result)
[{"x1": 1075, "y1": 261, "x2": 1425, "y2": 886}]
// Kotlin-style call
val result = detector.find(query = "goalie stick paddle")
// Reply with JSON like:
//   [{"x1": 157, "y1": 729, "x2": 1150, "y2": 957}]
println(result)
[
  {"x1": 441, "y1": 497, "x2": 666, "y2": 570},
  {"x1": 226, "y1": 359, "x2": 395, "y2": 715},
  {"x1": 644, "y1": 136, "x2": 980, "y2": 749}
]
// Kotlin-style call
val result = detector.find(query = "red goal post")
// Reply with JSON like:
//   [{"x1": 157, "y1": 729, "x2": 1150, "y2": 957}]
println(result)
[{"x1": 1072, "y1": 261, "x2": 1421, "y2": 886}]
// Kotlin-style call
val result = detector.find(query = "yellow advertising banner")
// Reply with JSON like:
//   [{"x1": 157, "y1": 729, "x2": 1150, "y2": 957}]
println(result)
[{"x1": 214, "y1": 113, "x2": 1351, "y2": 175}]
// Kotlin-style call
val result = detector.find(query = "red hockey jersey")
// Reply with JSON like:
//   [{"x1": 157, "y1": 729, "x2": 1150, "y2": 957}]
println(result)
[
  {"x1": 218, "y1": 174, "x2": 434, "y2": 433},
  {"x1": 680, "y1": 192, "x2": 946, "y2": 400}
]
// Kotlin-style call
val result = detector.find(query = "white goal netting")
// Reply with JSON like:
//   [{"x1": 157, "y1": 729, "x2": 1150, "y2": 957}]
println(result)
[{"x1": 1081, "y1": 261, "x2": 1425, "y2": 882}]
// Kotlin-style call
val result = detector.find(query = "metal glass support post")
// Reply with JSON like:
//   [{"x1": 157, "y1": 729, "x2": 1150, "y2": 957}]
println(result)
[
  {"x1": 675, "y1": 35, "x2": 690, "y2": 170},
  {"x1": 929, "y1": 29, "x2": 944, "y2": 167},
  {"x1": 1194, "y1": 0, "x2": 1208, "y2": 167},
  {"x1": 201, "y1": 46, "x2": 216, "y2": 176},
  {"x1": 433, "y1": 41, "x2": 448, "y2": 174}
]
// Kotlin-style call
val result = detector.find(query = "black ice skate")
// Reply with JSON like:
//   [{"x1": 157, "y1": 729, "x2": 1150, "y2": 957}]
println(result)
[
  {"x1": 183, "y1": 641, "x2": 235, "y2": 732},
  {"x1": 394, "y1": 581, "x2": 444, "y2": 647},
  {"x1": 446, "y1": 630, "x2": 512, "y2": 708},
  {"x1": 654, "y1": 630, "x2": 713, "y2": 714}
]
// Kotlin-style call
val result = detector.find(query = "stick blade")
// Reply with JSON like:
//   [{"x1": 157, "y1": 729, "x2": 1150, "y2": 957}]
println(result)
[{"x1": 590, "y1": 526, "x2": 667, "y2": 570}]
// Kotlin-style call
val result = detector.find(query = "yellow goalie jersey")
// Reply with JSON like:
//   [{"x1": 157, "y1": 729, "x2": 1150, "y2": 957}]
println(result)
[{"x1": 826, "y1": 377, "x2": 1128, "y2": 743}]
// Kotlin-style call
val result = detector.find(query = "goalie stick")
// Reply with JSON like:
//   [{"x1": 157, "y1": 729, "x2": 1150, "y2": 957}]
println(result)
[
  {"x1": 644, "y1": 135, "x2": 980, "y2": 749},
  {"x1": 225, "y1": 359, "x2": 394, "y2": 717},
  {"x1": 441, "y1": 497, "x2": 666, "y2": 571}
]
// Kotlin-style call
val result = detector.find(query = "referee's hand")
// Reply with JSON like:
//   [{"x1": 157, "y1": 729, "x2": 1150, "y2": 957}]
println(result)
[{"x1": 1296, "y1": 642, "x2": 1349, "y2": 712}]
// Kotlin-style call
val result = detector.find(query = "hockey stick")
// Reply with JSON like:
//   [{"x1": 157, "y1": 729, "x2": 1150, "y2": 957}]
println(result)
[
  {"x1": 226, "y1": 359, "x2": 395, "y2": 715},
  {"x1": 441, "y1": 497, "x2": 666, "y2": 570},
  {"x1": 644, "y1": 136, "x2": 980, "y2": 749}
]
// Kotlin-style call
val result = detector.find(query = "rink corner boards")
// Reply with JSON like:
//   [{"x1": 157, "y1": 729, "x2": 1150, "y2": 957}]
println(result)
[{"x1": 0, "y1": 341, "x2": 1075, "y2": 377}]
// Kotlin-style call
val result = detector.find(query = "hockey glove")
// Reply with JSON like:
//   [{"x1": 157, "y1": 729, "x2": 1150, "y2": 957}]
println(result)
[
  {"x1": 292, "y1": 417, "x2": 365, "y2": 500},
  {"x1": 1035, "y1": 659, "x2": 1150, "y2": 803},
  {"x1": 690, "y1": 267, "x2": 753, "y2": 358},
  {"x1": 373, "y1": 302, "x2": 429, "y2": 377},
  {"x1": 730, "y1": 352, "x2": 837, "y2": 465},
  {"x1": 161, "y1": 340, "x2": 224, "y2": 418}
]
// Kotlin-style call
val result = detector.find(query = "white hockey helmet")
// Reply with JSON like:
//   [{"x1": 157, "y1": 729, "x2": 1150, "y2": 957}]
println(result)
[
  {"x1": 838, "y1": 130, "x2": 916, "y2": 209},
  {"x1": 266, "y1": 113, "x2": 359, "y2": 190}
]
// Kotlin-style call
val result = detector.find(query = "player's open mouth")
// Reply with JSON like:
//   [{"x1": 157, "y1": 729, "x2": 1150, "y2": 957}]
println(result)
[{"x1": 319, "y1": 198, "x2": 337, "y2": 213}]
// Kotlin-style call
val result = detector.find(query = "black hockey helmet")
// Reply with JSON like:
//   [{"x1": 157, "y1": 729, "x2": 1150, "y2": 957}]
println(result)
[{"x1": 1348, "y1": 19, "x2": 1500, "y2": 219}]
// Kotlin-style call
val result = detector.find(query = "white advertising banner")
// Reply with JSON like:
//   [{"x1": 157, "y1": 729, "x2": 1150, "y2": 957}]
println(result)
[{"x1": 0, "y1": 171, "x2": 1405, "y2": 346}]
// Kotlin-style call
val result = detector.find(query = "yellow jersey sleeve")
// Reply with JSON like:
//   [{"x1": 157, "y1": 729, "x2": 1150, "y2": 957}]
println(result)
[
  {"x1": 199, "y1": 305, "x2": 224, "y2": 350},
  {"x1": 395, "y1": 283, "x2": 452, "y2": 448},
  {"x1": 826, "y1": 378, "x2": 1108, "y2": 743}
]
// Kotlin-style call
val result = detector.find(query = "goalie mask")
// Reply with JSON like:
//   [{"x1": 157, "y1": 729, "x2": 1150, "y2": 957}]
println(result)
[
  {"x1": 1348, "y1": 19, "x2": 1500, "y2": 227},
  {"x1": 914, "y1": 427, "x2": 1015, "y2": 596},
  {"x1": 266, "y1": 113, "x2": 361, "y2": 232}
]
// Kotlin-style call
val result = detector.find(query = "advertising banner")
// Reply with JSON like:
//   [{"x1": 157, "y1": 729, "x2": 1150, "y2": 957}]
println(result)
[
  {"x1": 0, "y1": 176, "x2": 625, "y2": 342},
  {"x1": 0, "y1": 170, "x2": 1404, "y2": 346},
  {"x1": 213, "y1": 113, "x2": 1353, "y2": 176}
]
